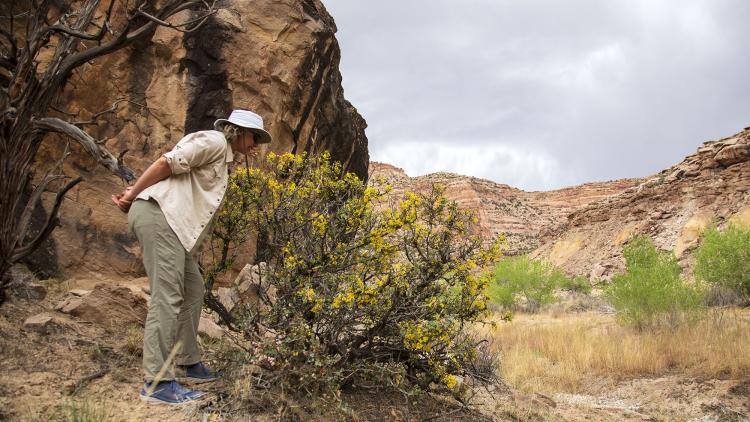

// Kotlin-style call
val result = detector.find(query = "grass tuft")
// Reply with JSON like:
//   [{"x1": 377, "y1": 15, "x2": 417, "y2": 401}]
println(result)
[{"x1": 62, "y1": 398, "x2": 116, "y2": 422}]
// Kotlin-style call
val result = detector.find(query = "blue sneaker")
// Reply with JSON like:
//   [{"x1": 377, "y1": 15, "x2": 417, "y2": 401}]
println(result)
[
  {"x1": 139, "y1": 380, "x2": 205, "y2": 405},
  {"x1": 176, "y1": 362, "x2": 218, "y2": 384}
]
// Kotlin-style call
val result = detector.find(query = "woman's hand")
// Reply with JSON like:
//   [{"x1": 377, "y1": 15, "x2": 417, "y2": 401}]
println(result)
[{"x1": 111, "y1": 186, "x2": 135, "y2": 213}]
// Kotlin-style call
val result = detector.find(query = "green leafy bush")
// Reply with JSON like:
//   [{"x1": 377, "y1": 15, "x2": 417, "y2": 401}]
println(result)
[
  {"x1": 560, "y1": 275, "x2": 592, "y2": 295},
  {"x1": 488, "y1": 256, "x2": 579, "y2": 311},
  {"x1": 209, "y1": 152, "x2": 502, "y2": 396},
  {"x1": 694, "y1": 223, "x2": 750, "y2": 297},
  {"x1": 605, "y1": 236, "x2": 704, "y2": 330}
]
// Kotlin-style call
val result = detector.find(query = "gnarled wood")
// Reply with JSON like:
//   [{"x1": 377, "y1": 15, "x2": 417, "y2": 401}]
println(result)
[
  {"x1": 33, "y1": 117, "x2": 136, "y2": 182},
  {"x1": 0, "y1": 0, "x2": 221, "y2": 302},
  {"x1": 11, "y1": 176, "x2": 82, "y2": 263}
]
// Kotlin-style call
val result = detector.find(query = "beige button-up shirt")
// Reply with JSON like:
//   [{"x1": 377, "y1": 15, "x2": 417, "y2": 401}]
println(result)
[{"x1": 136, "y1": 130, "x2": 233, "y2": 253}]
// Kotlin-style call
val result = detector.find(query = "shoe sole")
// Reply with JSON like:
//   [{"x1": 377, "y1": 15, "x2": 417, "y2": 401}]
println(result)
[
  {"x1": 139, "y1": 394, "x2": 203, "y2": 406},
  {"x1": 177, "y1": 376, "x2": 217, "y2": 384}
]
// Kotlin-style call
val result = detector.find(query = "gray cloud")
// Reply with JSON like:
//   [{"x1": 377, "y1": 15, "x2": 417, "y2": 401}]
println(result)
[{"x1": 324, "y1": 0, "x2": 750, "y2": 191}]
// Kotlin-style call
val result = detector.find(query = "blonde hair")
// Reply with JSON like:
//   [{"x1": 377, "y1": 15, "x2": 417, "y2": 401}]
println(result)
[{"x1": 220, "y1": 122, "x2": 240, "y2": 143}]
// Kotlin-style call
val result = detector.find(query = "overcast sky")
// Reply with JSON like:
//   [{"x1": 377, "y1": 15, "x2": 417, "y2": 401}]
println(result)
[{"x1": 323, "y1": 0, "x2": 750, "y2": 191}]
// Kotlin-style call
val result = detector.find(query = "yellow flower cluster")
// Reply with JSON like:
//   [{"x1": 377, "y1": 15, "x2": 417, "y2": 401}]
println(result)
[{"x1": 211, "y1": 151, "x2": 504, "y2": 394}]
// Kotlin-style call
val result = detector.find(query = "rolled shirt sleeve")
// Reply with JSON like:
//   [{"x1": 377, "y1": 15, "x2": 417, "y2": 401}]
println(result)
[{"x1": 163, "y1": 131, "x2": 227, "y2": 175}]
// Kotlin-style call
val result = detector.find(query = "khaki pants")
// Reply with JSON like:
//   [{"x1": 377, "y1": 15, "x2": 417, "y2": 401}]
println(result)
[{"x1": 128, "y1": 199, "x2": 204, "y2": 381}]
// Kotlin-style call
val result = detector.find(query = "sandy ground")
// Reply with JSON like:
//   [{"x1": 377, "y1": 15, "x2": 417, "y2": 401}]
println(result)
[{"x1": 1, "y1": 276, "x2": 748, "y2": 421}]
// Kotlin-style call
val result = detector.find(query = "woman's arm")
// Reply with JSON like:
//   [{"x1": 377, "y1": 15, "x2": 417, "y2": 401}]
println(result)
[{"x1": 111, "y1": 156, "x2": 172, "y2": 213}]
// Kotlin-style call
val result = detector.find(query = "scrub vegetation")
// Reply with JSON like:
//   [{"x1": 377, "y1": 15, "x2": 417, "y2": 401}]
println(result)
[
  {"x1": 605, "y1": 236, "x2": 705, "y2": 330},
  {"x1": 479, "y1": 309, "x2": 750, "y2": 394},
  {"x1": 208, "y1": 152, "x2": 503, "y2": 399},
  {"x1": 487, "y1": 255, "x2": 590, "y2": 312},
  {"x1": 481, "y1": 226, "x2": 750, "y2": 398},
  {"x1": 694, "y1": 223, "x2": 750, "y2": 298}
]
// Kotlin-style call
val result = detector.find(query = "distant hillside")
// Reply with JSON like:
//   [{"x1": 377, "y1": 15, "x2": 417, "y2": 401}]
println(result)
[
  {"x1": 368, "y1": 163, "x2": 639, "y2": 256},
  {"x1": 370, "y1": 126, "x2": 750, "y2": 281}
]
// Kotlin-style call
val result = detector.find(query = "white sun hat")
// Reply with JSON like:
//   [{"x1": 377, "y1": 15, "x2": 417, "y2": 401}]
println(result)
[{"x1": 214, "y1": 109, "x2": 273, "y2": 144}]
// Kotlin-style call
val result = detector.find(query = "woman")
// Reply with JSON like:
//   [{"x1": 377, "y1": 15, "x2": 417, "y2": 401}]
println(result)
[{"x1": 112, "y1": 109, "x2": 272, "y2": 405}]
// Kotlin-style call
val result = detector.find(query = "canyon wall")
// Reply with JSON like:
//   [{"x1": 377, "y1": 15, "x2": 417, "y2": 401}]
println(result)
[
  {"x1": 28, "y1": 0, "x2": 368, "y2": 279},
  {"x1": 534, "y1": 127, "x2": 750, "y2": 280},
  {"x1": 369, "y1": 162, "x2": 638, "y2": 255},
  {"x1": 371, "y1": 126, "x2": 750, "y2": 281}
]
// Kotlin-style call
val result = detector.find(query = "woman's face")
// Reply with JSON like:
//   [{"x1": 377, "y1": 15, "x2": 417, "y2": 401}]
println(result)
[{"x1": 235, "y1": 129, "x2": 258, "y2": 154}]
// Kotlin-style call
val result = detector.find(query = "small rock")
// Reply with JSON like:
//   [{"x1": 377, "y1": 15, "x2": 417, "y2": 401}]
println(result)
[
  {"x1": 55, "y1": 297, "x2": 84, "y2": 314},
  {"x1": 589, "y1": 262, "x2": 609, "y2": 280},
  {"x1": 217, "y1": 287, "x2": 239, "y2": 312},
  {"x1": 23, "y1": 313, "x2": 54, "y2": 334},
  {"x1": 55, "y1": 285, "x2": 147, "y2": 327},
  {"x1": 63, "y1": 380, "x2": 77, "y2": 395},
  {"x1": 68, "y1": 289, "x2": 91, "y2": 297},
  {"x1": 15, "y1": 282, "x2": 47, "y2": 300},
  {"x1": 534, "y1": 393, "x2": 557, "y2": 408},
  {"x1": 198, "y1": 316, "x2": 225, "y2": 340}
]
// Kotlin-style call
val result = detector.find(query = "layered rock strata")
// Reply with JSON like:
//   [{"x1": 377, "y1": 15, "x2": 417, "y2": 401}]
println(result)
[
  {"x1": 369, "y1": 162, "x2": 638, "y2": 255},
  {"x1": 372, "y1": 127, "x2": 750, "y2": 280},
  {"x1": 533, "y1": 127, "x2": 750, "y2": 279}
]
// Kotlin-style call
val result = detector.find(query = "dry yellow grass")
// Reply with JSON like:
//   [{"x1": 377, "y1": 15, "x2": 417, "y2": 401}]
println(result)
[{"x1": 475, "y1": 309, "x2": 750, "y2": 394}]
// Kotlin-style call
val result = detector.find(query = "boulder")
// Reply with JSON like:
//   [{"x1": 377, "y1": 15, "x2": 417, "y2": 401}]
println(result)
[
  {"x1": 23, "y1": 313, "x2": 56, "y2": 334},
  {"x1": 55, "y1": 284, "x2": 147, "y2": 328},
  {"x1": 714, "y1": 142, "x2": 750, "y2": 167},
  {"x1": 29, "y1": 0, "x2": 369, "y2": 281},
  {"x1": 198, "y1": 315, "x2": 225, "y2": 340}
]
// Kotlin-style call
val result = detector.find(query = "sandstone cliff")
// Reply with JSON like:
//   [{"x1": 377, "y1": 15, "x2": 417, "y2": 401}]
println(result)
[
  {"x1": 533, "y1": 127, "x2": 750, "y2": 280},
  {"x1": 371, "y1": 127, "x2": 750, "y2": 281},
  {"x1": 369, "y1": 162, "x2": 639, "y2": 255},
  {"x1": 28, "y1": 0, "x2": 368, "y2": 279}
]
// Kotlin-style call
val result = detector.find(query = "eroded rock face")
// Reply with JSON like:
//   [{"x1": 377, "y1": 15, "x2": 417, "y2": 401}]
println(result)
[
  {"x1": 31, "y1": 0, "x2": 368, "y2": 279},
  {"x1": 372, "y1": 127, "x2": 750, "y2": 279},
  {"x1": 369, "y1": 162, "x2": 638, "y2": 255},
  {"x1": 533, "y1": 127, "x2": 750, "y2": 277}
]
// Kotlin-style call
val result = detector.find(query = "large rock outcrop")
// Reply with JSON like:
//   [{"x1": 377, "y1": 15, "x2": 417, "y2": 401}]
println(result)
[
  {"x1": 533, "y1": 127, "x2": 750, "y2": 279},
  {"x1": 28, "y1": 0, "x2": 368, "y2": 279}
]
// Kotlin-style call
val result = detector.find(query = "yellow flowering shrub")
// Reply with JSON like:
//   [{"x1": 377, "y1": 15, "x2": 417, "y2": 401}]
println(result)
[{"x1": 209, "y1": 152, "x2": 502, "y2": 394}]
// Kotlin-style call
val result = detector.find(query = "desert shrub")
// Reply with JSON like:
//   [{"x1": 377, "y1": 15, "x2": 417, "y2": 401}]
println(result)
[
  {"x1": 694, "y1": 223, "x2": 750, "y2": 297},
  {"x1": 559, "y1": 276, "x2": 592, "y2": 295},
  {"x1": 122, "y1": 325, "x2": 143, "y2": 358},
  {"x1": 488, "y1": 256, "x2": 580, "y2": 311},
  {"x1": 704, "y1": 285, "x2": 749, "y2": 307},
  {"x1": 605, "y1": 236, "x2": 704, "y2": 330},
  {"x1": 210, "y1": 152, "x2": 502, "y2": 396}
]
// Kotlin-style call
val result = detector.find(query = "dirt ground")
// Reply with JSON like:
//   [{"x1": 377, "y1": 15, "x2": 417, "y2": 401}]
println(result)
[{"x1": 1, "y1": 275, "x2": 748, "y2": 421}]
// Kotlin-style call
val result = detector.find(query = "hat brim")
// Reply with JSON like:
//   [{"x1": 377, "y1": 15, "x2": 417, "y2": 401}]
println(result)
[
  {"x1": 214, "y1": 119, "x2": 273, "y2": 144},
  {"x1": 248, "y1": 128, "x2": 273, "y2": 144}
]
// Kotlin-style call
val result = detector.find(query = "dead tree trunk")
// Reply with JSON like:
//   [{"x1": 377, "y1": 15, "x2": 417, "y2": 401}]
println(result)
[{"x1": 0, "y1": 0, "x2": 218, "y2": 303}]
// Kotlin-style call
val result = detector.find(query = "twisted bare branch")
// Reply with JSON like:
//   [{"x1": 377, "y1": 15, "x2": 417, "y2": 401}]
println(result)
[
  {"x1": 32, "y1": 117, "x2": 135, "y2": 182},
  {"x1": 11, "y1": 176, "x2": 82, "y2": 263}
]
